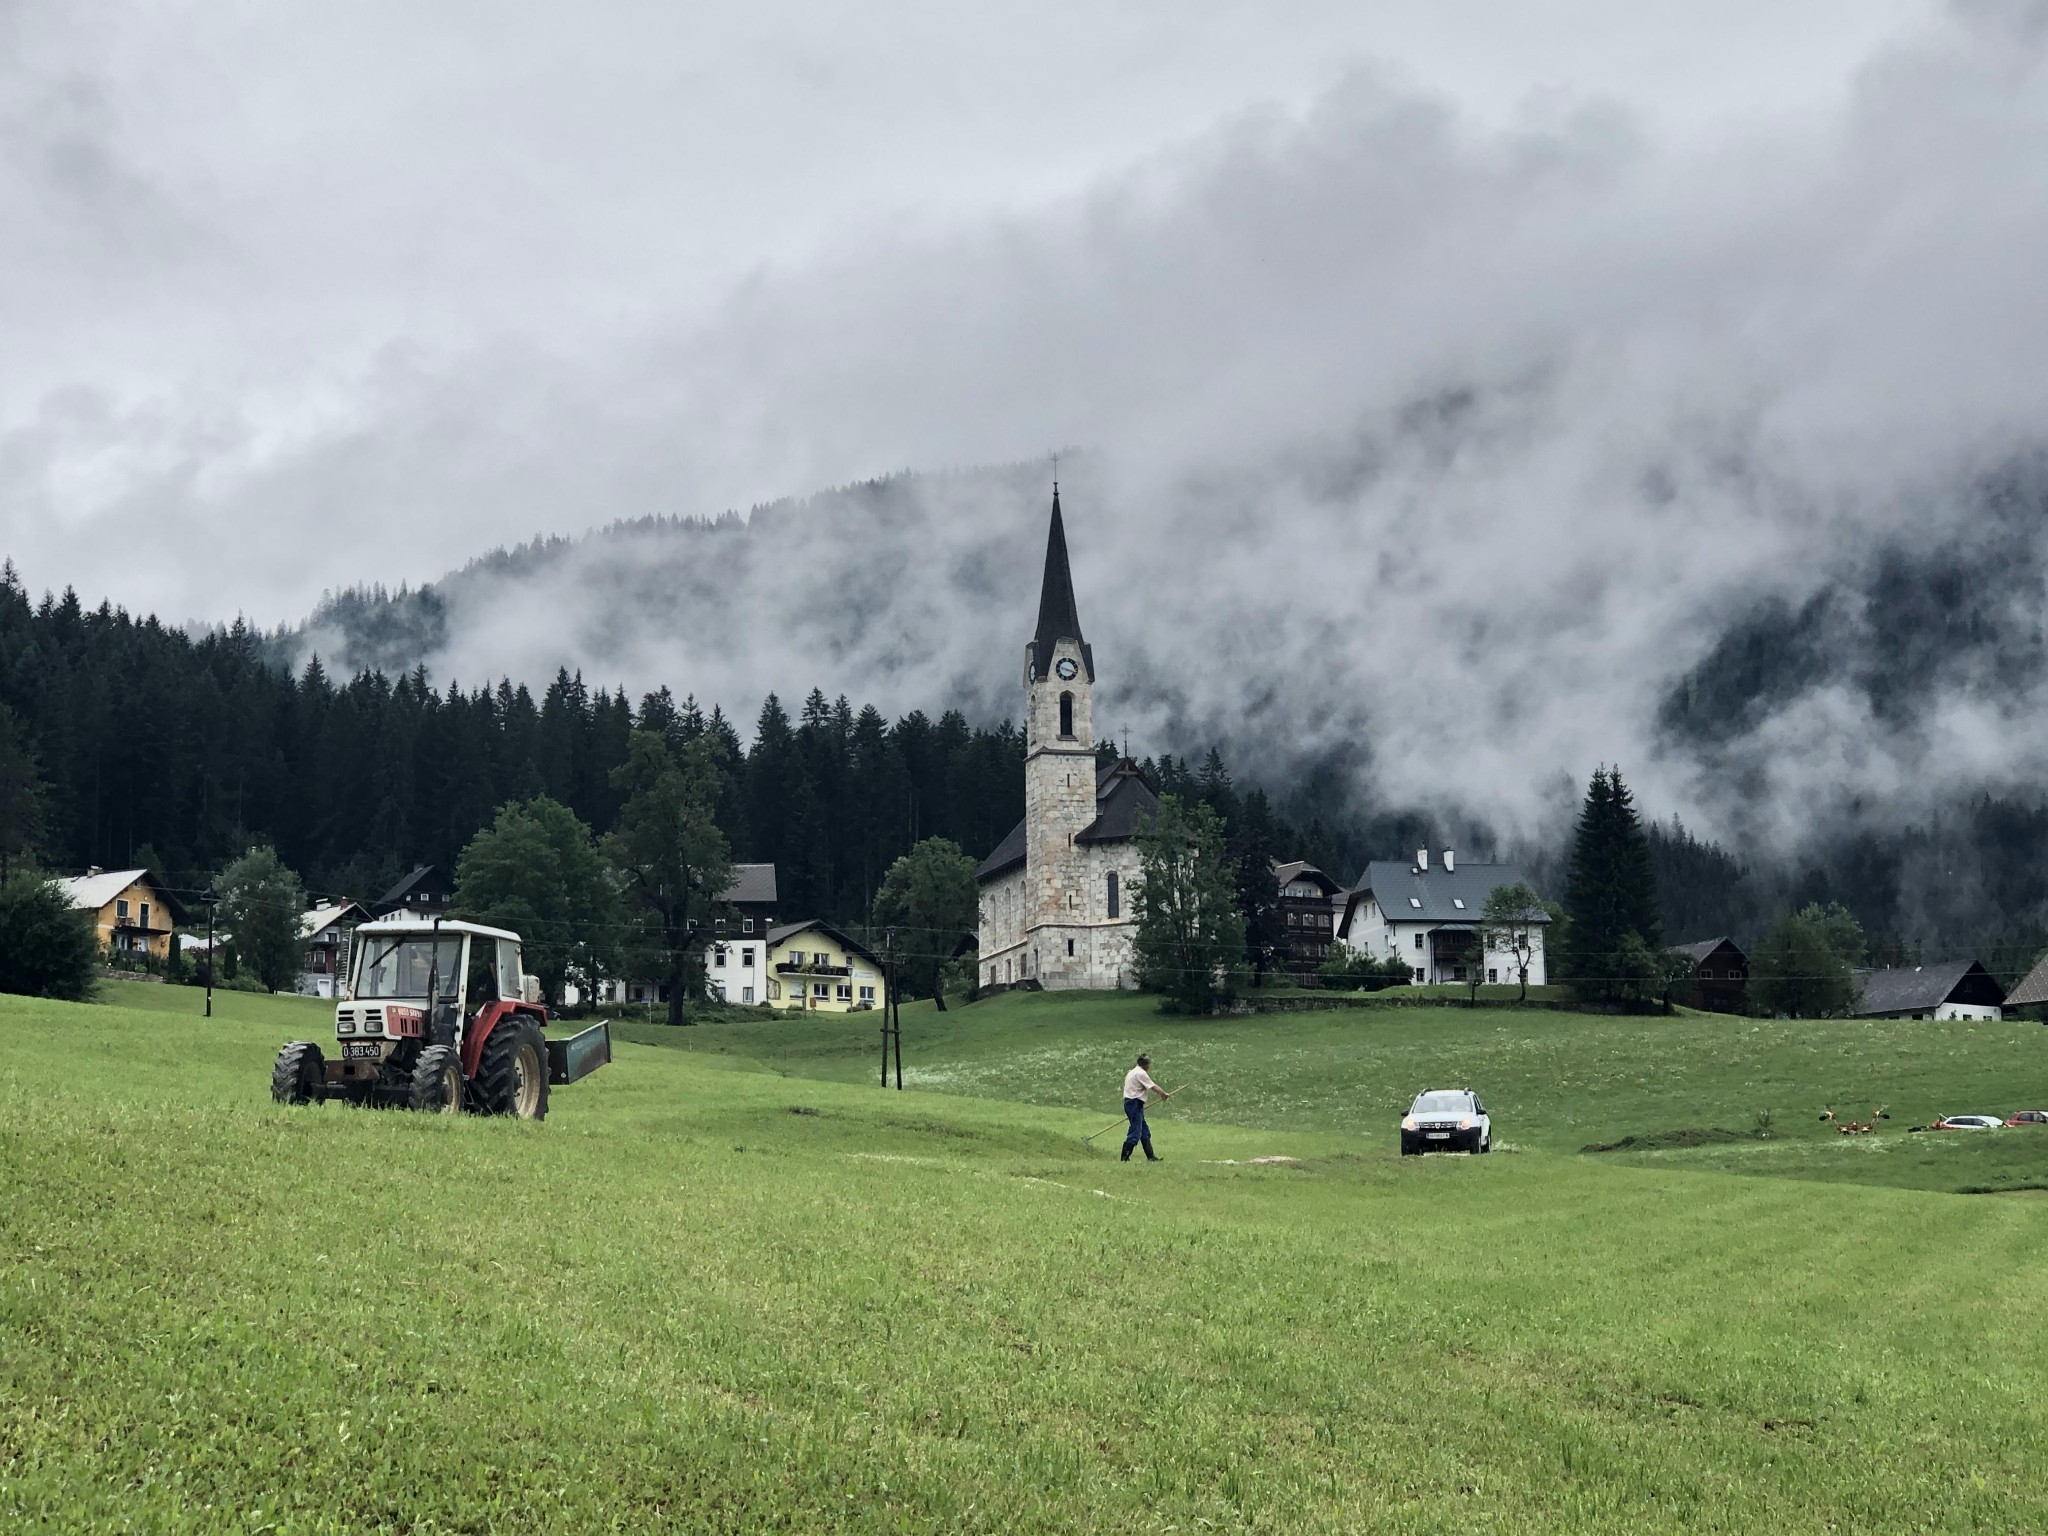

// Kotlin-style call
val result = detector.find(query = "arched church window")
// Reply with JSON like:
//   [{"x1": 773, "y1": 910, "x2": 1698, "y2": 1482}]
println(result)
[
  {"x1": 1059, "y1": 691, "x2": 1074, "y2": 738},
  {"x1": 1106, "y1": 870, "x2": 1120, "y2": 918}
]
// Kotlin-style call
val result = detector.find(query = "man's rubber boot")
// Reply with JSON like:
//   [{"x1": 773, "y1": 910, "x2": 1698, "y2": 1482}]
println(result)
[
  {"x1": 1144, "y1": 1143, "x2": 1160, "y2": 1162},
  {"x1": 1120, "y1": 1146, "x2": 1133, "y2": 1161}
]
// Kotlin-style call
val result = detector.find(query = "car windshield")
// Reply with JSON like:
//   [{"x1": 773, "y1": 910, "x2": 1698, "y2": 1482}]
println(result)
[
  {"x1": 353, "y1": 937, "x2": 462, "y2": 1000},
  {"x1": 1413, "y1": 1091, "x2": 1471, "y2": 1114}
]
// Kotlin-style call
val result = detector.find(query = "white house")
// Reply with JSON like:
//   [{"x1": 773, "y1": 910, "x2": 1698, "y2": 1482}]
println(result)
[
  {"x1": 705, "y1": 933, "x2": 769, "y2": 1005},
  {"x1": 1852, "y1": 961, "x2": 2004, "y2": 1021},
  {"x1": 297, "y1": 900, "x2": 368, "y2": 998},
  {"x1": 1334, "y1": 849, "x2": 1549, "y2": 986}
]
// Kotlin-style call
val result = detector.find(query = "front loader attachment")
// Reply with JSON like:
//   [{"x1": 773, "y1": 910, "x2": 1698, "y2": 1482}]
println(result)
[{"x1": 547, "y1": 1020, "x2": 612, "y2": 1085}]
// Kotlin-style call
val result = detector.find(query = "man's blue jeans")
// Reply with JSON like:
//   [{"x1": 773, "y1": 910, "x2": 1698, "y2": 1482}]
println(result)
[{"x1": 1121, "y1": 1097, "x2": 1152, "y2": 1158}]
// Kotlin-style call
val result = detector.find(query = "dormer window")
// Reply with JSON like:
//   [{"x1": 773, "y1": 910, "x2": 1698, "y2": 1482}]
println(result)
[{"x1": 1059, "y1": 691, "x2": 1074, "y2": 739}]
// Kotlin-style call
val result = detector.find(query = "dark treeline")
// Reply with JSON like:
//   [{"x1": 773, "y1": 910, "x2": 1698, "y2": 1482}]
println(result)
[
  {"x1": 0, "y1": 565, "x2": 1027, "y2": 922},
  {"x1": 12, "y1": 559, "x2": 2048, "y2": 971}
]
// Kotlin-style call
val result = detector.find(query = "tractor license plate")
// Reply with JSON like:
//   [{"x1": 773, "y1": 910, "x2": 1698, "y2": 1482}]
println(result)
[{"x1": 341, "y1": 1042, "x2": 382, "y2": 1060}]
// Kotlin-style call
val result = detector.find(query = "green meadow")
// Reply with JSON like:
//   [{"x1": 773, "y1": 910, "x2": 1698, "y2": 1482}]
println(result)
[{"x1": 4, "y1": 982, "x2": 2048, "y2": 1532}]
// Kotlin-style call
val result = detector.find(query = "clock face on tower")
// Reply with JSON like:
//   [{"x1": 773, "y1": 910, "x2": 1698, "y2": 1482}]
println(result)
[{"x1": 1055, "y1": 658, "x2": 1079, "y2": 680}]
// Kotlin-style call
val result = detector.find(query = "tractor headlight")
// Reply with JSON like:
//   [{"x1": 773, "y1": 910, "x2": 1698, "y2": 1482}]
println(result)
[
  {"x1": 336, "y1": 1017, "x2": 354, "y2": 1035},
  {"x1": 362, "y1": 1018, "x2": 381, "y2": 1035}
]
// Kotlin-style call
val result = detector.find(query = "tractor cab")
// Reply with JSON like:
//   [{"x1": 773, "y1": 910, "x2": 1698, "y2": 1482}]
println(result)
[{"x1": 269, "y1": 917, "x2": 611, "y2": 1120}]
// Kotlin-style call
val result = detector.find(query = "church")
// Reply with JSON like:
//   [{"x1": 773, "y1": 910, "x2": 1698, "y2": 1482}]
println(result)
[{"x1": 975, "y1": 491, "x2": 1156, "y2": 991}]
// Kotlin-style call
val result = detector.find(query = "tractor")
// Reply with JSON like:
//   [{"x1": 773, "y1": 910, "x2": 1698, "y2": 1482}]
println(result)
[{"x1": 270, "y1": 917, "x2": 611, "y2": 1120}]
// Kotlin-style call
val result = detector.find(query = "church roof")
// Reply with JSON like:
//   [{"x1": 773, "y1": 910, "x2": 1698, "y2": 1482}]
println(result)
[
  {"x1": 1028, "y1": 488, "x2": 1095, "y2": 683},
  {"x1": 1077, "y1": 760, "x2": 1158, "y2": 843},
  {"x1": 975, "y1": 757, "x2": 1158, "y2": 883}
]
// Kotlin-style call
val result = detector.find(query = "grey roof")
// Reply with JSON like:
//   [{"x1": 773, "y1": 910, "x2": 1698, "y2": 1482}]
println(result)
[
  {"x1": 1853, "y1": 960, "x2": 2004, "y2": 1016},
  {"x1": 976, "y1": 758, "x2": 1158, "y2": 883},
  {"x1": 2007, "y1": 953, "x2": 2048, "y2": 1008},
  {"x1": 1344, "y1": 861, "x2": 1547, "y2": 929},
  {"x1": 1078, "y1": 761, "x2": 1159, "y2": 844},
  {"x1": 1273, "y1": 860, "x2": 1342, "y2": 897},
  {"x1": 377, "y1": 865, "x2": 450, "y2": 905},
  {"x1": 1027, "y1": 488, "x2": 1095, "y2": 684},
  {"x1": 720, "y1": 863, "x2": 777, "y2": 905},
  {"x1": 975, "y1": 819, "x2": 1028, "y2": 882},
  {"x1": 1674, "y1": 937, "x2": 1744, "y2": 965},
  {"x1": 764, "y1": 919, "x2": 884, "y2": 969}
]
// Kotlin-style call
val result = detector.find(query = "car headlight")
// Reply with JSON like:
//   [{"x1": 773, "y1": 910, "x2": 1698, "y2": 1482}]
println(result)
[
  {"x1": 1401, "y1": 1116, "x2": 1416, "y2": 1131},
  {"x1": 1459, "y1": 1116, "x2": 1473, "y2": 1129}
]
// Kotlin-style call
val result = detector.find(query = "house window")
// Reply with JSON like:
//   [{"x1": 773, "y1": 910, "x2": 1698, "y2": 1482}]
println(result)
[
  {"x1": 743, "y1": 917, "x2": 755, "y2": 933},
  {"x1": 1452, "y1": 898, "x2": 1465, "y2": 910},
  {"x1": 117, "y1": 898, "x2": 130, "y2": 921},
  {"x1": 715, "y1": 918, "x2": 726, "y2": 933},
  {"x1": 742, "y1": 986, "x2": 755, "y2": 1004},
  {"x1": 714, "y1": 947, "x2": 727, "y2": 968},
  {"x1": 1288, "y1": 912, "x2": 1299, "y2": 926},
  {"x1": 836, "y1": 982, "x2": 853, "y2": 1001},
  {"x1": 1414, "y1": 934, "x2": 1424, "y2": 950},
  {"x1": 741, "y1": 948, "x2": 755, "y2": 967},
  {"x1": 1066, "y1": 939, "x2": 1074, "y2": 956},
  {"x1": 812, "y1": 981, "x2": 830, "y2": 998},
  {"x1": 1106, "y1": 871, "x2": 1120, "y2": 918},
  {"x1": 1059, "y1": 691, "x2": 1074, "y2": 738},
  {"x1": 859, "y1": 985, "x2": 875, "y2": 1003},
  {"x1": 1409, "y1": 897, "x2": 1421, "y2": 909},
  {"x1": 140, "y1": 902, "x2": 151, "y2": 929},
  {"x1": 1488, "y1": 968, "x2": 1498, "y2": 984},
  {"x1": 1413, "y1": 967, "x2": 1425, "y2": 983}
]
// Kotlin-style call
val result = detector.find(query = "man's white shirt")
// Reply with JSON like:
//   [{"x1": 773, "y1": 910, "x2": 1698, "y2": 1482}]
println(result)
[{"x1": 1123, "y1": 1066, "x2": 1159, "y2": 1101}]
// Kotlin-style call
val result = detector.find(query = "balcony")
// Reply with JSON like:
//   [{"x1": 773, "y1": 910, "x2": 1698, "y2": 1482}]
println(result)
[{"x1": 775, "y1": 960, "x2": 851, "y2": 977}]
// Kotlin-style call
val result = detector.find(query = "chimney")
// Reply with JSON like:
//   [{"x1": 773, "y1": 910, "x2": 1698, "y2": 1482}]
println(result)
[
  {"x1": 1416, "y1": 849, "x2": 1429, "y2": 871},
  {"x1": 1444, "y1": 849, "x2": 1456, "y2": 872}
]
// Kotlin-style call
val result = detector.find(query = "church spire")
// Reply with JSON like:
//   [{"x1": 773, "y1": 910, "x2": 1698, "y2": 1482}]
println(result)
[{"x1": 1030, "y1": 485, "x2": 1093, "y2": 680}]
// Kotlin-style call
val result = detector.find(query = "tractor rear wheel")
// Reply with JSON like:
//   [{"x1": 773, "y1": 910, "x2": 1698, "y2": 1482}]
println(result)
[
  {"x1": 473, "y1": 1016, "x2": 550, "y2": 1121},
  {"x1": 271, "y1": 1041, "x2": 324, "y2": 1105},
  {"x1": 407, "y1": 1043, "x2": 464, "y2": 1113}
]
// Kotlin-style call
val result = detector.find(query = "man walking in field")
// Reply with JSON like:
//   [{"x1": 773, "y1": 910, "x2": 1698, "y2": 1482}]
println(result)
[{"x1": 1122, "y1": 1053, "x2": 1170, "y2": 1162}]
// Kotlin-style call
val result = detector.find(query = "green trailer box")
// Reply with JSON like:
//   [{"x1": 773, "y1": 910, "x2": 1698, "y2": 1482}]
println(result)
[{"x1": 547, "y1": 1021, "x2": 612, "y2": 1085}]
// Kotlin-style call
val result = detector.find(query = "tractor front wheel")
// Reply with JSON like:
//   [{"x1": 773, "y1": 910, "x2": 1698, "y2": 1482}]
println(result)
[
  {"x1": 407, "y1": 1044, "x2": 464, "y2": 1114},
  {"x1": 473, "y1": 1017, "x2": 550, "y2": 1121},
  {"x1": 271, "y1": 1041, "x2": 324, "y2": 1105}
]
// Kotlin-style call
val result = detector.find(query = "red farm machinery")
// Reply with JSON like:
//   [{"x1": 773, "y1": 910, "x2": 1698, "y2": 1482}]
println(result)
[{"x1": 270, "y1": 918, "x2": 611, "y2": 1121}]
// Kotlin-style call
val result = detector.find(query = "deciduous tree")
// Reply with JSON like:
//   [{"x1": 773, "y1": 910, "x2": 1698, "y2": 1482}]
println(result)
[
  {"x1": 1753, "y1": 903, "x2": 1864, "y2": 1017},
  {"x1": 1133, "y1": 795, "x2": 1247, "y2": 1014},
  {"x1": 607, "y1": 732, "x2": 733, "y2": 1026},
  {"x1": 0, "y1": 873, "x2": 97, "y2": 1000},
  {"x1": 455, "y1": 796, "x2": 619, "y2": 1008},
  {"x1": 1480, "y1": 880, "x2": 1547, "y2": 1002},
  {"x1": 870, "y1": 837, "x2": 978, "y2": 1009},
  {"x1": 216, "y1": 846, "x2": 306, "y2": 994}
]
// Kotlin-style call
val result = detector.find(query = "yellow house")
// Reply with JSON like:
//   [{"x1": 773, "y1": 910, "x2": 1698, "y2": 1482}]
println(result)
[
  {"x1": 760, "y1": 920, "x2": 888, "y2": 1013},
  {"x1": 57, "y1": 867, "x2": 186, "y2": 961}
]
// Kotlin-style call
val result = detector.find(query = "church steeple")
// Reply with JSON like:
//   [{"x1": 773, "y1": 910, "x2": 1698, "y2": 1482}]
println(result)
[{"x1": 1029, "y1": 486, "x2": 1095, "y2": 681}]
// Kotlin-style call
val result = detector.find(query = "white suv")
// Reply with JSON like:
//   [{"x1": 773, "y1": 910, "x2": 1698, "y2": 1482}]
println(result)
[{"x1": 1401, "y1": 1088, "x2": 1491, "y2": 1155}]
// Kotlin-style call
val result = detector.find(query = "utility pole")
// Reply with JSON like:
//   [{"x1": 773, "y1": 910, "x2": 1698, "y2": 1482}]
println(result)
[
  {"x1": 202, "y1": 887, "x2": 218, "y2": 1018},
  {"x1": 879, "y1": 927, "x2": 902, "y2": 1090}
]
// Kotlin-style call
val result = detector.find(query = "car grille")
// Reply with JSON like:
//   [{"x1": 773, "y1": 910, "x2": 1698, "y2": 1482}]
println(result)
[{"x1": 1419, "y1": 1121, "x2": 1461, "y2": 1131}]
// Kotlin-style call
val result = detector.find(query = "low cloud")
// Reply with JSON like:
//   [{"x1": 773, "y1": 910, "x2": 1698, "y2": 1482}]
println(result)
[{"x1": 15, "y1": 2, "x2": 2048, "y2": 858}]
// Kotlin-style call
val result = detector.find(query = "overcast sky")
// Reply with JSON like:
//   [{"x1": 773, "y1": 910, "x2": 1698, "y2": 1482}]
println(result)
[{"x1": 2, "y1": 0, "x2": 1942, "y2": 624}]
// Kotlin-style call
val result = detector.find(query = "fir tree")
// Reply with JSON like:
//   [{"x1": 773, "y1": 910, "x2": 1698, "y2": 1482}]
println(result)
[{"x1": 1561, "y1": 766, "x2": 1663, "y2": 1002}]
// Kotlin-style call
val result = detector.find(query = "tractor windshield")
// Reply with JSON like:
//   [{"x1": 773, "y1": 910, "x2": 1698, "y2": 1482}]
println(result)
[{"x1": 352, "y1": 937, "x2": 463, "y2": 1001}]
